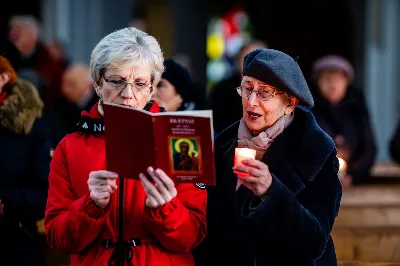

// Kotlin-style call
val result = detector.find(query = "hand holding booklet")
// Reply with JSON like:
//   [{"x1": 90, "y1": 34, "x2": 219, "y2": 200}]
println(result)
[{"x1": 103, "y1": 103, "x2": 216, "y2": 185}]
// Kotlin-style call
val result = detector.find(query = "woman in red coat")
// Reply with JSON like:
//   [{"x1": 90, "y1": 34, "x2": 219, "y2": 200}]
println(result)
[{"x1": 44, "y1": 27, "x2": 207, "y2": 266}]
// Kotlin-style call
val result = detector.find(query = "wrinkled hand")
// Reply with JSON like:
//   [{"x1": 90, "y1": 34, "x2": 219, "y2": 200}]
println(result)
[
  {"x1": 340, "y1": 174, "x2": 353, "y2": 189},
  {"x1": 0, "y1": 72, "x2": 11, "y2": 93},
  {"x1": 233, "y1": 159, "x2": 273, "y2": 197},
  {"x1": 0, "y1": 199, "x2": 4, "y2": 218},
  {"x1": 88, "y1": 170, "x2": 119, "y2": 208},
  {"x1": 139, "y1": 167, "x2": 177, "y2": 209}
]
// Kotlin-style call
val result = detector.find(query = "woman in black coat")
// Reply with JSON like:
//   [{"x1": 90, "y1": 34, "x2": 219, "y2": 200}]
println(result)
[
  {"x1": 194, "y1": 49, "x2": 342, "y2": 266},
  {"x1": 310, "y1": 55, "x2": 376, "y2": 187},
  {"x1": 0, "y1": 49, "x2": 51, "y2": 265}
]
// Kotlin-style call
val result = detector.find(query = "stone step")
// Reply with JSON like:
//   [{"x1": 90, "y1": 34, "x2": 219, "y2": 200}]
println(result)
[
  {"x1": 340, "y1": 185, "x2": 400, "y2": 207},
  {"x1": 335, "y1": 207, "x2": 400, "y2": 228},
  {"x1": 332, "y1": 228, "x2": 400, "y2": 262},
  {"x1": 339, "y1": 262, "x2": 400, "y2": 266},
  {"x1": 333, "y1": 185, "x2": 400, "y2": 263}
]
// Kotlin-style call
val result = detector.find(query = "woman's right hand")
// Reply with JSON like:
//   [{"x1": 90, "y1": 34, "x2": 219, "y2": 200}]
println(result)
[
  {"x1": 88, "y1": 170, "x2": 119, "y2": 208},
  {"x1": 0, "y1": 72, "x2": 10, "y2": 93}
]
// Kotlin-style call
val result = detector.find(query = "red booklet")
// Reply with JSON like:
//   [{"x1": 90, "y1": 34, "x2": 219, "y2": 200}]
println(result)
[{"x1": 103, "y1": 103, "x2": 216, "y2": 185}]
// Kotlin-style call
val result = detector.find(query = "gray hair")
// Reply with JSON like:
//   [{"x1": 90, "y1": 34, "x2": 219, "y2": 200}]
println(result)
[
  {"x1": 90, "y1": 27, "x2": 164, "y2": 87},
  {"x1": 9, "y1": 15, "x2": 40, "y2": 37}
]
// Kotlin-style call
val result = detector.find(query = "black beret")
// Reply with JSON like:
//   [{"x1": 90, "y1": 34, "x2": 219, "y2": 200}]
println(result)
[
  {"x1": 242, "y1": 48, "x2": 314, "y2": 107},
  {"x1": 162, "y1": 59, "x2": 192, "y2": 101}
]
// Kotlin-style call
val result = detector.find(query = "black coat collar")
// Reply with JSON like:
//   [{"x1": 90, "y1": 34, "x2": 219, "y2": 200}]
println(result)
[{"x1": 216, "y1": 106, "x2": 335, "y2": 195}]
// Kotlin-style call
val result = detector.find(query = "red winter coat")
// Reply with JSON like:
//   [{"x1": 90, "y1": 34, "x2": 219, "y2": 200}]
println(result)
[{"x1": 44, "y1": 102, "x2": 207, "y2": 266}]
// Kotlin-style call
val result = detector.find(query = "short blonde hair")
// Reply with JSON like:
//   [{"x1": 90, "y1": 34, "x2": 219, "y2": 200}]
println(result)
[{"x1": 90, "y1": 27, "x2": 164, "y2": 87}]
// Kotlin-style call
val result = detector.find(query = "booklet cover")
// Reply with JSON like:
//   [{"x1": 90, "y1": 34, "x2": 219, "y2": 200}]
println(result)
[{"x1": 103, "y1": 103, "x2": 216, "y2": 185}]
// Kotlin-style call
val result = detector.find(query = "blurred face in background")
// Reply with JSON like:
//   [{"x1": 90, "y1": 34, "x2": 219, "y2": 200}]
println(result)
[
  {"x1": 236, "y1": 43, "x2": 266, "y2": 76},
  {"x1": 62, "y1": 65, "x2": 92, "y2": 104},
  {"x1": 9, "y1": 24, "x2": 38, "y2": 56},
  {"x1": 318, "y1": 70, "x2": 349, "y2": 105},
  {"x1": 152, "y1": 78, "x2": 182, "y2": 111}
]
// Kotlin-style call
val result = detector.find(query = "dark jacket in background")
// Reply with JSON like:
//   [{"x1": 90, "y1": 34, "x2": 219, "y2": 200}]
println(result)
[
  {"x1": 390, "y1": 120, "x2": 400, "y2": 163},
  {"x1": 311, "y1": 87, "x2": 376, "y2": 184},
  {"x1": 193, "y1": 107, "x2": 342, "y2": 266},
  {"x1": 19, "y1": 42, "x2": 65, "y2": 105},
  {"x1": 209, "y1": 73, "x2": 243, "y2": 134},
  {"x1": 191, "y1": 80, "x2": 209, "y2": 110},
  {"x1": 45, "y1": 92, "x2": 98, "y2": 148},
  {"x1": 1, "y1": 39, "x2": 47, "y2": 101},
  {"x1": 0, "y1": 79, "x2": 51, "y2": 266}
]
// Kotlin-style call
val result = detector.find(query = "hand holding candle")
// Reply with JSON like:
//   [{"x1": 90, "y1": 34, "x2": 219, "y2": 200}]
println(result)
[
  {"x1": 232, "y1": 148, "x2": 273, "y2": 197},
  {"x1": 234, "y1": 148, "x2": 256, "y2": 176}
]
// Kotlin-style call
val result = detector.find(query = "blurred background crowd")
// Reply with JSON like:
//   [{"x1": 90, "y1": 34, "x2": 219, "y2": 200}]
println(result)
[{"x1": 1, "y1": 0, "x2": 400, "y2": 265}]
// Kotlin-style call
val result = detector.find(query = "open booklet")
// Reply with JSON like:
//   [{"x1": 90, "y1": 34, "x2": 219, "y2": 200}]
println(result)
[{"x1": 103, "y1": 103, "x2": 216, "y2": 185}]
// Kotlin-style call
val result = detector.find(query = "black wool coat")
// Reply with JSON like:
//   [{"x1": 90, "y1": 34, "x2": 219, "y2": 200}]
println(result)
[{"x1": 193, "y1": 106, "x2": 342, "y2": 266}]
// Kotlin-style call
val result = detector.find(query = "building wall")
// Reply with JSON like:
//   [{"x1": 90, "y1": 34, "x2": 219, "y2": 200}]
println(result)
[
  {"x1": 364, "y1": 0, "x2": 400, "y2": 161},
  {"x1": 42, "y1": 0, "x2": 133, "y2": 64},
  {"x1": 171, "y1": 0, "x2": 207, "y2": 83},
  {"x1": 41, "y1": 0, "x2": 207, "y2": 83},
  {"x1": 141, "y1": 0, "x2": 173, "y2": 61}
]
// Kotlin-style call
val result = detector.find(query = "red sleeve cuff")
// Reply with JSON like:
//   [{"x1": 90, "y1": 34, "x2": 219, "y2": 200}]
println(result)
[
  {"x1": 145, "y1": 197, "x2": 179, "y2": 220},
  {"x1": 83, "y1": 194, "x2": 111, "y2": 219}
]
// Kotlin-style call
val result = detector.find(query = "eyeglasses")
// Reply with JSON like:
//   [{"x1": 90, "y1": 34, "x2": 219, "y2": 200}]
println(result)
[
  {"x1": 103, "y1": 76, "x2": 153, "y2": 93},
  {"x1": 236, "y1": 85, "x2": 288, "y2": 102}
]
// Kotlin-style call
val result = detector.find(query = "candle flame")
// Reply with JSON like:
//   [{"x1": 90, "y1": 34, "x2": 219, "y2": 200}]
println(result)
[
  {"x1": 338, "y1": 157, "x2": 347, "y2": 170},
  {"x1": 236, "y1": 148, "x2": 256, "y2": 158}
]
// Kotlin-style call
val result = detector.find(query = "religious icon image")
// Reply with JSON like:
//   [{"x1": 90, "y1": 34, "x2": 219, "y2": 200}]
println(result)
[{"x1": 169, "y1": 137, "x2": 202, "y2": 173}]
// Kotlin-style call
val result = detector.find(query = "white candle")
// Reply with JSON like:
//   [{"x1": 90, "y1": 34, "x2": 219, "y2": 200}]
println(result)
[{"x1": 235, "y1": 148, "x2": 256, "y2": 167}]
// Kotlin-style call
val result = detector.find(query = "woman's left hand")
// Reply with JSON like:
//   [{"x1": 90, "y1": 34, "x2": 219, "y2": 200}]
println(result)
[
  {"x1": 233, "y1": 159, "x2": 273, "y2": 197},
  {"x1": 139, "y1": 167, "x2": 177, "y2": 209}
]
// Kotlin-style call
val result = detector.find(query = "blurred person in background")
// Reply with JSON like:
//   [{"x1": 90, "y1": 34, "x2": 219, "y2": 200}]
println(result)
[
  {"x1": 0, "y1": 41, "x2": 51, "y2": 266},
  {"x1": 46, "y1": 63, "x2": 98, "y2": 148},
  {"x1": 8, "y1": 15, "x2": 64, "y2": 104},
  {"x1": 152, "y1": 58, "x2": 196, "y2": 111},
  {"x1": 61, "y1": 64, "x2": 97, "y2": 113},
  {"x1": 210, "y1": 40, "x2": 267, "y2": 134},
  {"x1": 174, "y1": 53, "x2": 209, "y2": 110},
  {"x1": 0, "y1": 34, "x2": 45, "y2": 99},
  {"x1": 311, "y1": 55, "x2": 376, "y2": 187},
  {"x1": 194, "y1": 49, "x2": 341, "y2": 266},
  {"x1": 44, "y1": 27, "x2": 206, "y2": 266},
  {"x1": 390, "y1": 120, "x2": 400, "y2": 164},
  {"x1": 47, "y1": 38, "x2": 70, "y2": 70}
]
